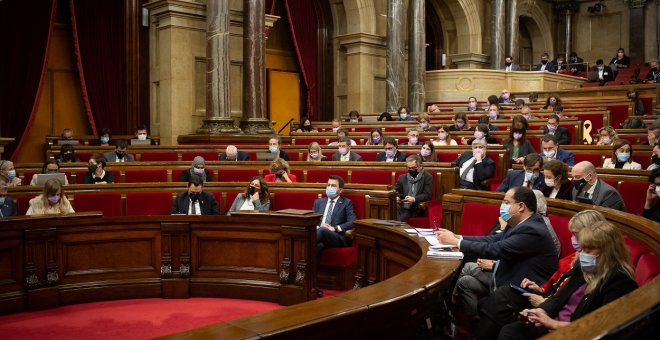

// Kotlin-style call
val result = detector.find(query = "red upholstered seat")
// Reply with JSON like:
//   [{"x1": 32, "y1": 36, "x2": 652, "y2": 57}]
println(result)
[
  {"x1": 124, "y1": 170, "x2": 168, "y2": 183},
  {"x1": 62, "y1": 171, "x2": 73, "y2": 184},
  {"x1": 342, "y1": 193, "x2": 365, "y2": 220},
  {"x1": 625, "y1": 237, "x2": 651, "y2": 268},
  {"x1": 217, "y1": 169, "x2": 260, "y2": 182},
  {"x1": 459, "y1": 203, "x2": 498, "y2": 236},
  {"x1": 632, "y1": 154, "x2": 650, "y2": 169},
  {"x1": 125, "y1": 192, "x2": 172, "y2": 216},
  {"x1": 271, "y1": 192, "x2": 319, "y2": 211},
  {"x1": 16, "y1": 196, "x2": 33, "y2": 216},
  {"x1": 359, "y1": 151, "x2": 377, "y2": 161},
  {"x1": 182, "y1": 151, "x2": 218, "y2": 161},
  {"x1": 73, "y1": 192, "x2": 122, "y2": 216},
  {"x1": 634, "y1": 253, "x2": 660, "y2": 286},
  {"x1": 320, "y1": 242, "x2": 357, "y2": 267},
  {"x1": 603, "y1": 179, "x2": 619, "y2": 190},
  {"x1": 436, "y1": 152, "x2": 459, "y2": 163},
  {"x1": 307, "y1": 169, "x2": 348, "y2": 183},
  {"x1": 548, "y1": 214, "x2": 573, "y2": 259},
  {"x1": 171, "y1": 169, "x2": 185, "y2": 183},
  {"x1": 139, "y1": 152, "x2": 179, "y2": 161},
  {"x1": 618, "y1": 181, "x2": 648, "y2": 216},
  {"x1": 77, "y1": 153, "x2": 92, "y2": 162},
  {"x1": 294, "y1": 137, "x2": 327, "y2": 145},
  {"x1": 486, "y1": 152, "x2": 502, "y2": 181},
  {"x1": 350, "y1": 170, "x2": 393, "y2": 185},
  {"x1": 573, "y1": 153, "x2": 603, "y2": 167},
  {"x1": 23, "y1": 173, "x2": 36, "y2": 186},
  {"x1": 246, "y1": 151, "x2": 257, "y2": 161},
  {"x1": 527, "y1": 136, "x2": 541, "y2": 151}
]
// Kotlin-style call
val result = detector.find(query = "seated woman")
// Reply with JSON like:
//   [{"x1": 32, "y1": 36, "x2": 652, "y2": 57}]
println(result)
[
  {"x1": 497, "y1": 220, "x2": 637, "y2": 340},
  {"x1": 180, "y1": 156, "x2": 213, "y2": 182},
  {"x1": 418, "y1": 113, "x2": 437, "y2": 132},
  {"x1": 461, "y1": 123, "x2": 498, "y2": 146},
  {"x1": 543, "y1": 94, "x2": 562, "y2": 110},
  {"x1": 98, "y1": 128, "x2": 112, "y2": 146},
  {"x1": 602, "y1": 139, "x2": 641, "y2": 169},
  {"x1": 541, "y1": 159, "x2": 574, "y2": 200},
  {"x1": 448, "y1": 112, "x2": 471, "y2": 132},
  {"x1": 56, "y1": 144, "x2": 80, "y2": 164},
  {"x1": 419, "y1": 141, "x2": 437, "y2": 163},
  {"x1": 397, "y1": 106, "x2": 416, "y2": 121},
  {"x1": 365, "y1": 128, "x2": 384, "y2": 146},
  {"x1": 227, "y1": 176, "x2": 270, "y2": 215},
  {"x1": 306, "y1": 142, "x2": 328, "y2": 161},
  {"x1": 84, "y1": 155, "x2": 115, "y2": 184},
  {"x1": 627, "y1": 89, "x2": 645, "y2": 116},
  {"x1": 432, "y1": 125, "x2": 458, "y2": 146},
  {"x1": 26, "y1": 178, "x2": 74, "y2": 215},
  {"x1": 644, "y1": 167, "x2": 660, "y2": 222},
  {"x1": 0, "y1": 160, "x2": 21, "y2": 187},
  {"x1": 467, "y1": 96, "x2": 481, "y2": 111},
  {"x1": 295, "y1": 117, "x2": 317, "y2": 133},
  {"x1": 595, "y1": 126, "x2": 619, "y2": 146},
  {"x1": 264, "y1": 158, "x2": 297, "y2": 183},
  {"x1": 30, "y1": 160, "x2": 69, "y2": 185},
  {"x1": 502, "y1": 122, "x2": 536, "y2": 165}
]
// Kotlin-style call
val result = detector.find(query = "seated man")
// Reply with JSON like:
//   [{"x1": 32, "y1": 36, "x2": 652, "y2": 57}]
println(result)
[
  {"x1": 0, "y1": 181, "x2": 17, "y2": 217},
  {"x1": 328, "y1": 127, "x2": 357, "y2": 146},
  {"x1": 313, "y1": 175, "x2": 356, "y2": 260},
  {"x1": 541, "y1": 114, "x2": 570, "y2": 146},
  {"x1": 590, "y1": 59, "x2": 614, "y2": 86},
  {"x1": 571, "y1": 161, "x2": 626, "y2": 211},
  {"x1": 268, "y1": 136, "x2": 290, "y2": 161},
  {"x1": 220, "y1": 145, "x2": 250, "y2": 161},
  {"x1": 640, "y1": 123, "x2": 660, "y2": 145},
  {"x1": 395, "y1": 155, "x2": 433, "y2": 221},
  {"x1": 171, "y1": 176, "x2": 220, "y2": 215},
  {"x1": 400, "y1": 129, "x2": 422, "y2": 146},
  {"x1": 103, "y1": 139, "x2": 134, "y2": 162},
  {"x1": 134, "y1": 124, "x2": 157, "y2": 145},
  {"x1": 539, "y1": 134, "x2": 574, "y2": 166},
  {"x1": 376, "y1": 137, "x2": 408, "y2": 162},
  {"x1": 331, "y1": 118, "x2": 342, "y2": 132},
  {"x1": 452, "y1": 139, "x2": 495, "y2": 190},
  {"x1": 332, "y1": 136, "x2": 363, "y2": 161},
  {"x1": 60, "y1": 128, "x2": 74, "y2": 140},
  {"x1": 497, "y1": 154, "x2": 545, "y2": 192}
]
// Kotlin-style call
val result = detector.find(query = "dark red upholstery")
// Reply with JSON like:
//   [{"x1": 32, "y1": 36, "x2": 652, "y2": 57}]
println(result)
[
  {"x1": 632, "y1": 154, "x2": 650, "y2": 169},
  {"x1": 172, "y1": 169, "x2": 185, "y2": 183},
  {"x1": 77, "y1": 153, "x2": 92, "y2": 162},
  {"x1": 307, "y1": 169, "x2": 348, "y2": 183},
  {"x1": 217, "y1": 169, "x2": 260, "y2": 182},
  {"x1": 548, "y1": 214, "x2": 573, "y2": 259},
  {"x1": 23, "y1": 172, "x2": 36, "y2": 186},
  {"x1": 73, "y1": 192, "x2": 122, "y2": 216},
  {"x1": 359, "y1": 151, "x2": 377, "y2": 161},
  {"x1": 436, "y1": 151, "x2": 460, "y2": 163},
  {"x1": 139, "y1": 152, "x2": 179, "y2": 161},
  {"x1": 618, "y1": 181, "x2": 648, "y2": 216},
  {"x1": 634, "y1": 253, "x2": 660, "y2": 286},
  {"x1": 573, "y1": 153, "x2": 603, "y2": 167},
  {"x1": 62, "y1": 171, "x2": 73, "y2": 184},
  {"x1": 350, "y1": 170, "x2": 393, "y2": 185},
  {"x1": 16, "y1": 196, "x2": 32, "y2": 216},
  {"x1": 320, "y1": 243, "x2": 357, "y2": 267},
  {"x1": 486, "y1": 152, "x2": 501, "y2": 180},
  {"x1": 527, "y1": 136, "x2": 541, "y2": 151},
  {"x1": 458, "y1": 203, "x2": 498, "y2": 236},
  {"x1": 125, "y1": 192, "x2": 172, "y2": 216},
  {"x1": 625, "y1": 236, "x2": 651, "y2": 268},
  {"x1": 182, "y1": 152, "x2": 218, "y2": 161},
  {"x1": 271, "y1": 192, "x2": 319, "y2": 211},
  {"x1": 603, "y1": 179, "x2": 619, "y2": 190},
  {"x1": 342, "y1": 193, "x2": 365, "y2": 220},
  {"x1": 124, "y1": 170, "x2": 168, "y2": 183},
  {"x1": 293, "y1": 137, "x2": 327, "y2": 145},
  {"x1": 246, "y1": 151, "x2": 258, "y2": 161},
  {"x1": 605, "y1": 104, "x2": 630, "y2": 129}
]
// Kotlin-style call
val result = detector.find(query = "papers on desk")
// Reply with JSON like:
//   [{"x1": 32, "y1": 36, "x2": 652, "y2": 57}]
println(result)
[{"x1": 426, "y1": 250, "x2": 464, "y2": 260}]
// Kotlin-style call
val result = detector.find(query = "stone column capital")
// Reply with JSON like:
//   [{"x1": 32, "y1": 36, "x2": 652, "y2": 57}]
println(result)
[
  {"x1": 554, "y1": 1, "x2": 579, "y2": 14},
  {"x1": 625, "y1": 0, "x2": 648, "y2": 9},
  {"x1": 336, "y1": 33, "x2": 386, "y2": 55},
  {"x1": 144, "y1": 0, "x2": 205, "y2": 18}
]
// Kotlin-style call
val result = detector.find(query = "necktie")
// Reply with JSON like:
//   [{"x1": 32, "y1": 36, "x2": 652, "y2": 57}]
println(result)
[
  {"x1": 525, "y1": 180, "x2": 530, "y2": 188},
  {"x1": 191, "y1": 200, "x2": 197, "y2": 215},
  {"x1": 324, "y1": 200, "x2": 335, "y2": 225},
  {"x1": 460, "y1": 159, "x2": 477, "y2": 180}
]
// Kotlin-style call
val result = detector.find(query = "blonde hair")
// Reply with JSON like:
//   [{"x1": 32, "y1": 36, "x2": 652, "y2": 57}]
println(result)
[
  {"x1": 270, "y1": 158, "x2": 290, "y2": 174},
  {"x1": 307, "y1": 142, "x2": 323, "y2": 161},
  {"x1": 568, "y1": 210, "x2": 606, "y2": 233},
  {"x1": 578, "y1": 221, "x2": 634, "y2": 293}
]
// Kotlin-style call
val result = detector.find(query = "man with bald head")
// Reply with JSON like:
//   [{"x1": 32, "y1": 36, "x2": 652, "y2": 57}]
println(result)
[
  {"x1": 571, "y1": 161, "x2": 626, "y2": 211},
  {"x1": 220, "y1": 145, "x2": 250, "y2": 161}
]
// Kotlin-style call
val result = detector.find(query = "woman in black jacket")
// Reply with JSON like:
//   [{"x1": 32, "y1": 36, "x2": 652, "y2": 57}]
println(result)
[{"x1": 502, "y1": 121, "x2": 536, "y2": 166}]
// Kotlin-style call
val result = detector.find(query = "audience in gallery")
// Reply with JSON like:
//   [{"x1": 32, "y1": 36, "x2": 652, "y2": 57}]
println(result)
[
  {"x1": 134, "y1": 124, "x2": 156, "y2": 145},
  {"x1": 397, "y1": 106, "x2": 416, "y2": 121},
  {"x1": 542, "y1": 94, "x2": 561, "y2": 110},
  {"x1": 377, "y1": 111, "x2": 393, "y2": 121},
  {"x1": 473, "y1": 210, "x2": 605, "y2": 339},
  {"x1": 536, "y1": 52, "x2": 557, "y2": 73},
  {"x1": 26, "y1": 178, "x2": 74, "y2": 215},
  {"x1": 594, "y1": 126, "x2": 619, "y2": 146},
  {"x1": 478, "y1": 113, "x2": 499, "y2": 132},
  {"x1": 313, "y1": 175, "x2": 356, "y2": 264},
  {"x1": 84, "y1": 155, "x2": 114, "y2": 184},
  {"x1": 499, "y1": 89, "x2": 514, "y2": 104},
  {"x1": 461, "y1": 123, "x2": 497, "y2": 146},
  {"x1": 364, "y1": 128, "x2": 384, "y2": 146},
  {"x1": 268, "y1": 135, "x2": 291, "y2": 160},
  {"x1": 591, "y1": 59, "x2": 615, "y2": 86},
  {"x1": 171, "y1": 175, "x2": 219, "y2": 216},
  {"x1": 29, "y1": 161, "x2": 69, "y2": 186},
  {"x1": 331, "y1": 118, "x2": 342, "y2": 131},
  {"x1": 332, "y1": 136, "x2": 362, "y2": 161},
  {"x1": 220, "y1": 145, "x2": 250, "y2": 161},
  {"x1": 227, "y1": 176, "x2": 270, "y2": 215},
  {"x1": 568, "y1": 52, "x2": 585, "y2": 74},
  {"x1": 502, "y1": 56, "x2": 520, "y2": 72},
  {"x1": 0, "y1": 181, "x2": 17, "y2": 218},
  {"x1": 419, "y1": 141, "x2": 438, "y2": 163},
  {"x1": 448, "y1": 112, "x2": 472, "y2": 132},
  {"x1": 306, "y1": 142, "x2": 328, "y2": 162},
  {"x1": 540, "y1": 134, "x2": 575, "y2": 166},
  {"x1": 466, "y1": 96, "x2": 481, "y2": 112},
  {"x1": 541, "y1": 114, "x2": 570, "y2": 145},
  {"x1": 264, "y1": 158, "x2": 296, "y2": 183},
  {"x1": 0, "y1": 160, "x2": 21, "y2": 187},
  {"x1": 571, "y1": 161, "x2": 626, "y2": 212},
  {"x1": 179, "y1": 156, "x2": 213, "y2": 183},
  {"x1": 627, "y1": 88, "x2": 645, "y2": 116},
  {"x1": 296, "y1": 117, "x2": 317, "y2": 133},
  {"x1": 452, "y1": 138, "x2": 495, "y2": 191},
  {"x1": 640, "y1": 123, "x2": 660, "y2": 145},
  {"x1": 347, "y1": 110, "x2": 361, "y2": 122},
  {"x1": 328, "y1": 128, "x2": 357, "y2": 146},
  {"x1": 497, "y1": 154, "x2": 545, "y2": 192},
  {"x1": 554, "y1": 54, "x2": 568, "y2": 72},
  {"x1": 432, "y1": 125, "x2": 458, "y2": 146},
  {"x1": 644, "y1": 168, "x2": 660, "y2": 222},
  {"x1": 541, "y1": 160, "x2": 574, "y2": 200},
  {"x1": 503, "y1": 120, "x2": 536, "y2": 165},
  {"x1": 395, "y1": 155, "x2": 433, "y2": 221},
  {"x1": 103, "y1": 139, "x2": 134, "y2": 162},
  {"x1": 602, "y1": 139, "x2": 641, "y2": 170},
  {"x1": 418, "y1": 113, "x2": 436, "y2": 132},
  {"x1": 400, "y1": 129, "x2": 423, "y2": 146},
  {"x1": 646, "y1": 59, "x2": 659, "y2": 83},
  {"x1": 609, "y1": 47, "x2": 630, "y2": 70},
  {"x1": 60, "y1": 128, "x2": 74, "y2": 140},
  {"x1": 97, "y1": 128, "x2": 112, "y2": 146},
  {"x1": 376, "y1": 137, "x2": 408, "y2": 162},
  {"x1": 648, "y1": 143, "x2": 660, "y2": 170}
]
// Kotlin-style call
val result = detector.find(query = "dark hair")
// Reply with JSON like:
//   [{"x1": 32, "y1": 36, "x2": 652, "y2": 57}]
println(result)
[
  {"x1": 369, "y1": 128, "x2": 383, "y2": 143},
  {"x1": 188, "y1": 174, "x2": 204, "y2": 187},
  {"x1": 383, "y1": 136, "x2": 397, "y2": 147},
  {"x1": 649, "y1": 168, "x2": 660, "y2": 183},
  {"x1": 378, "y1": 112, "x2": 393, "y2": 121},
  {"x1": 93, "y1": 156, "x2": 107, "y2": 169},
  {"x1": 475, "y1": 123, "x2": 490, "y2": 135},
  {"x1": 545, "y1": 94, "x2": 561, "y2": 107},
  {"x1": 329, "y1": 175, "x2": 345, "y2": 188},
  {"x1": 511, "y1": 116, "x2": 529, "y2": 131},
  {"x1": 596, "y1": 59, "x2": 604, "y2": 65},
  {"x1": 115, "y1": 139, "x2": 128, "y2": 149},
  {"x1": 510, "y1": 122, "x2": 528, "y2": 140},
  {"x1": 100, "y1": 128, "x2": 112, "y2": 138},
  {"x1": 541, "y1": 52, "x2": 549, "y2": 58},
  {"x1": 337, "y1": 128, "x2": 349, "y2": 136},
  {"x1": 542, "y1": 134, "x2": 559, "y2": 144},
  {"x1": 611, "y1": 139, "x2": 633, "y2": 163},
  {"x1": 477, "y1": 115, "x2": 490, "y2": 125},
  {"x1": 514, "y1": 99, "x2": 525, "y2": 106},
  {"x1": 569, "y1": 52, "x2": 578, "y2": 58},
  {"x1": 523, "y1": 153, "x2": 543, "y2": 168},
  {"x1": 421, "y1": 141, "x2": 437, "y2": 162},
  {"x1": 136, "y1": 124, "x2": 148, "y2": 132},
  {"x1": 487, "y1": 95, "x2": 499, "y2": 105},
  {"x1": 245, "y1": 176, "x2": 269, "y2": 203},
  {"x1": 505, "y1": 55, "x2": 512, "y2": 60},
  {"x1": 617, "y1": 48, "x2": 625, "y2": 53},
  {"x1": 512, "y1": 186, "x2": 537, "y2": 213},
  {"x1": 60, "y1": 144, "x2": 75, "y2": 155},
  {"x1": 349, "y1": 110, "x2": 360, "y2": 118},
  {"x1": 548, "y1": 114, "x2": 561, "y2": 122},
  {"x1": 337, "y1": 136, "x2": 351, "y2": 144},
  {"x1": 397, "y1": 106, "x2": 410, "y2": 115},
  {"x1": 406, "y1": 155, "x2": 423, "y2": 167},
  {"x1": 553, "y1": 105, "x2": 564, "y2": 112},
  {"x1": 42, "y1": 160, "x2": 59, "y2": 173},
  {"x1": 622, "y1": 117, "x2": 645, "y2": 129},
  {"x1": 528, "y1": 92, "x2": 539, "y2": 101},
  {"x1": 542, "y1": 159, "x2": 570, "y2": 185}
]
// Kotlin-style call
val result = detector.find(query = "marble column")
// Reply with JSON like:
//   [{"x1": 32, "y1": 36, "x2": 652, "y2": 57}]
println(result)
[
  {"x1": 626, "y1": 0, "x2": 647, "y2": 63},
  {"x1": 556, "y1": 1, "x2": 578, "y2": 61},
  {"x1": 386, "y1": 0, "x2": 405, "y2": 112},
  {"x1": 491, "y1": 0, "x2": 506, "y2": 70},
  {"x1": 240, "y1": 0, "x2": 274, "y2": 134},
  {"x1": 198, "y1": 0, "x2": 241, "y2": 134},
  {"x1": 506, "y1": 0, "x2": 518, "y2": 62},
  {"x1": 407, "y1": 0, "x2": 425, "y2": 112}
]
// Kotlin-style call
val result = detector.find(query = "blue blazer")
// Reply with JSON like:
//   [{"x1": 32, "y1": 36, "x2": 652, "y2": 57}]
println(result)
[
  {"x1": 536, "y1": 62, "x2": 557, "y2": 72},
  {"x1": 496, "y1": 169, "x2": 545, "y2": 192},
  {"x1": 460, "y1": 213, "x2": 558, "y2": 289},
  {"x1": 0, "y1": 198, "x2": 17, "y2": 217},
  {"x1": 312, "y1": 196, "x2": 356, "y2": 233},
  {"x1": 539, "y1": 148, "x2": 575, "y2": 166}
]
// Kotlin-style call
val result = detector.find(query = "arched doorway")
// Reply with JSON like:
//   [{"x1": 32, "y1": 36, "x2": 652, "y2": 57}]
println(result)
[
  {"x1": 519, "y1": 17, "x2": 534, "y2": 68},
  {"x1": 426, "y1": 0, "x2": 444, "y2": 70}
]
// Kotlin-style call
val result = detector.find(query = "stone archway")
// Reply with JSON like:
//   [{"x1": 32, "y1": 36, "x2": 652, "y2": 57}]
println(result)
[{"x1": 518, "y1": 0, "x2": 554, "y2": 61}]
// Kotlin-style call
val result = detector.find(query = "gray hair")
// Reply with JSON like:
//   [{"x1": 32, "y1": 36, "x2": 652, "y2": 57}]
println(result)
[
  {"x1": 0, "y1": 181, "x2": 8, "y2": 191},
  {"x1": 226, "y1": 145, "x2": 237, "y2": 153},
  {"x1": 405, "y1": 155, "x2": 423, "y2": 167},
  {"x1": 471, "y1": 138, "x2": 488, "y2": 148},
  {"x1": 533, "y1": 189, "x2": 561, "y2": 255},
  {"x1": 192, "y1": 156, "x2": 206, "y2": 168},
  {"x1": 0, "y1": 160, "x2": 10, "y2": 171}
]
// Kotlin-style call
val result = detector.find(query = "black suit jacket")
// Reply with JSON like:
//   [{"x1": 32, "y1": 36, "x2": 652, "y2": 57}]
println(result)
[
  {"x1": 171, "y1": 191, "x2": 220, "y2": 215},
  {"x1": 0, "y1": 198, "x2": 17, "y2": 217},
  {"x1": 572, "y1": 179, "x2": 626, "y2": 212},
  {"x1": 331, "y1": 151, "x2": 363, "y2": 161},
  {"x1": 541, "y1": 126, "x2": 570, "y2": 145},
  {"x1": 502, "y1": 139, "x2": 538, "y2": 160},
  {"x1": 394, "y1": 171, "x2": 434, "y2": 209},
  {"x1": 312, "y1": 196, "x2": 356, "y2": 233},
  {"x1": 460, "y1": 213, "x2": 558, "y2": 289},
  {"x1": 496, "y1": 169, "x2": 545, "y2": 192},
  {"x1": 452, "y1": 151, "x2": 495, "y2": 190},
  {"x1": 542, "y1": 181, "x2": 574, "y2": 200},
  {"x1": 219, "y1": 151, "x2": 250, "y2": 161},
  {"x1": 376, "y1": 150, "x2": 408, "y2": 162},
  {"x1": 536, "y1": 62, "x2": 557, "y2": 72}
]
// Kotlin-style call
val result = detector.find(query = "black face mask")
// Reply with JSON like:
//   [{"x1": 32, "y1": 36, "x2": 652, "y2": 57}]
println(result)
[
  {"x1": 505, "y1": 62, "x2": 511, "y2": 66},
  {"x1": 247, "y1": 185, "x2": 256, "y2": 195},
  {"x1": 276, "y1": 173, "x2": 284, "y2": 179},
  {"x1": 88, "y1": 164, "x2": 98, "y2": 172},
  {"x1": 303, "y1": 125, "x2": 312, "y2": 131},
  {"x1": 573, "y1": 177, "x2": 588, "y2": 192},
  {"x1": 63, "y1": 153, "x2": 73, "y2": 160},
  {"x1": 541, "y1": 60, "x2": 548, "y2": 64},
  {"x1": 408, "y1": 169, "x2": 419, "y2": 178},
  {"x1": 116, "y1": 152, "x2": 125, "y2": 159},
  {"x1": 653, "y1": 155, "x2": 660, "y2": 166},
  {"x1": 189, "y1": 192, "x2": 201, "y2": 202}
]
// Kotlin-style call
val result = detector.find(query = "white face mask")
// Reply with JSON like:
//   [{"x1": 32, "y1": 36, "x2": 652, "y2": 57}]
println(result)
[
  {"x1": 544, "y1": 177, "x2": 556, "y2": 187},
  {"x1": 137, "y1": 134, "x2": 147, "y2": 141},
  {"x1": 544, "y1": 148, "x2": 556, "y2": 158},
  {"x1": 655, "y1": 187, "x2": 660, "y2": 196}
]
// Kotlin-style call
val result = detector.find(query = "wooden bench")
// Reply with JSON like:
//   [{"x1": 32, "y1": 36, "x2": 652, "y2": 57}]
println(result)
[{"x1": 46, "y1": 135, "x2": 161, "y2": 146}]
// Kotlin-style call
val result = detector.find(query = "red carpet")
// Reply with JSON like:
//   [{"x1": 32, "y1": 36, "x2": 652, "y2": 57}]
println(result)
[{"x1": 0, "y1": 298, "x2": 283, "y2": 339}]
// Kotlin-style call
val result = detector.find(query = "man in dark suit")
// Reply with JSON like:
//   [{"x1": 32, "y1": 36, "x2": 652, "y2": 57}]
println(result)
[
  {"x1": 399, "y1": 129, "x2": 423, "y2": 146},
  {"x1": 640, "y1": 124, "x2": 660, "y2": 145},
  {"x1": 0, "y1": 182, "x2": 17, "y2": 217},
  {"x1": 171, "y1": 176, "x2": 220, "y2": 215},
  {"x1": 451, "y1": 139, "x2": 495, "y2": 190},
  {"x1": 502, "y1": 56, "x2": 520, "y2": 71},
  {"x1": 313, "y1": 175, "x2": 356, "y2": 260},
  {"x1": 103, "y1": 140, "x2": 135, "y2": 162},
  {"x1": 497, "y1": 154, "x2": 545, "y2": 192},
  {"x1": 571, "y1": 161, "x2": 626, "y2": 211},
  {"x1": 220, "y1": 145, "x2": 250, "y2": 161},
  {"x1": 394, "y1": 155, "x2": 433, "y2": 220},
  {"x1": 539, "y1": 134, "x2": 574, "y2": 166},
  {"x1": 438, "y1": 186, "x2": 558, "y2": 300},
  {"x1": 591, "y1": 59, "x2": 614, "y2": 86},
  {"x1": 331, "y1": 136, "x2": 363, "y2": 161},
  {"x1": 568, "y1": 52, "x2": 584, "y2": 74},
  {"x1": 542, "y1": 114, "x2": 570, "y2": 145},
  {"x1": 376, "y1": 137, "x2": 408, "y2": 162},
  {"x1": 536, "y1": 53, "x2": 557, "y2": 72}
]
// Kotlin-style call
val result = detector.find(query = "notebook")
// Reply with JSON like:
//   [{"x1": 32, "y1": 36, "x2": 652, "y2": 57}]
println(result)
[
  {"x1": 256, "y1": 152, "x2": 277, "y2": 161},
  {"x1": 130, "y1": 138, "x2": 151, "y2": 146}
]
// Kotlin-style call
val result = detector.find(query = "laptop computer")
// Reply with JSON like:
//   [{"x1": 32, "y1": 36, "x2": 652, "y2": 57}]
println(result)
[
  {"x1": 57, "y1": 139, "x2": 79, "y2": 145},
  {"x1": 130, "y1": 138, "x2": 151, "y2": 146},
  {"x1": 256, "y1": 152, "x2": 277, "y2": 161},
  {"x1": 34, "y1": 173, "x2": 67, "y2": 186}
]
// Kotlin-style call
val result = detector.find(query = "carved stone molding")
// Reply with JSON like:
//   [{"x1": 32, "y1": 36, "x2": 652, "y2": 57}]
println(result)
[
  {"x1": 279, "y1": 258, "x2": 291, "y2": 284},
  {"x1": 239, "y1": 118, "x2": 275, "y2": 135},
  {"x1": 197, "y1": 118, "x2": 242, "y2": 134},
  {"x1": 294, "y1": 260, "x2": 307, "y2": 286}
]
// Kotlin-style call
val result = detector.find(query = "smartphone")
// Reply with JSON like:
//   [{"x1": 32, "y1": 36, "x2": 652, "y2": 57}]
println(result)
[
  {"x1": 515, "y1": 311, "x2": 533, "y2": 325},
  {"x1": 397, "y1": 193, "x2": 405, "y2": 199},
  {"x1": 510, "y1": 283, "x2": 531, "y2": 294}
]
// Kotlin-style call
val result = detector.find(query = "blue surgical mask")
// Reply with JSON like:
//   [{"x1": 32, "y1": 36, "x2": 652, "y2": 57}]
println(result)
[
  {"x1": 524, "y1": 171, "x2": 538, "y2": 182},
  {"x1": 0, "y1": 197, "x2": 5, "y2": 205},
  {"x1": 326, "y1": 186, "x2": 337, "y2": 198},
  {"x1": 7, "y1": 170, "x2": 16, "y2": 180},
  {"x1": 579, "y1": 252, "x2": 597, "y2": 272},
  {"x1": 100, "y1": 136, "x2": 110, "y2": 144},
  {"x1": 400, "y1": 113, "x2": 408, "y2": 120},
  {"x1": 616, "y1": 152, "x2": 630, "y2": 162},
  {"x1": 571, "y1": 235, "x2": 581, "y2": 252},
  {"x1": 499, "y1": 203, "x2": 511, "y2": 222},
  {"x1": 269, "y1": 145, "x2": 278, "y2": 153}
]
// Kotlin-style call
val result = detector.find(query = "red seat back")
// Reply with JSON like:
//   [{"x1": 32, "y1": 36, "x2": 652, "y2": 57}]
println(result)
[
  {"x1": 573, "y1": 153, "x2": 603, "y2": 167},
  {"x1": 458, "y1": 203, "x2": 499, "y2": 236},
  {"x1": 486, "y1": 152, "x2": 502, "y2": 180},
  {"x1": 217, "y1": 169, "x2": 260, "y2": 182},
  {"x1": 16, "y1": 196, "x2": 32, "y2": 216},
  {"x1": 625, "y1": 236, "x2": 652, "y2": 268},
  {"x1": 307, "y1": 169, "x2": 348, "y2": 183},
  {"x1": 618, "y1": 181, "x2": 648, "y2": 216},
  {"x1": 632, "y1": 154, "x2": 650, "y2": 169},
  {"x1": 350, "y1": 170, "x2": 393, "y2": 185},
  {"x1": 125, "y1": 192, "x2": 172, "y2": 216},
  {"x1": 359, "y1": 151, "x2": 377, "y2": 161},
  {"x1": 139, "y1": 152, "x2": 179, "y2": 161},
  {"x1": 342, "y1": 193, "x2": 365, "y2": 220},
  {"x1": 271, "y1": 192, "x2": 319, "y2": 211},
  {"x1": 436, "y1": 152, "x2": 459, "y2": 163},
  {"x1": 548, "y1": 214, "x2": 573, "y2": 259},
  {"x1": 634, "y1": 253, "x2": 660, "y2": 286},
  {"x1": 73, "y1": 192, "x2": 122, "y2": 216},
  {"x1": 124, "y1": 170, "x2": 168, "y2": 183},
  {"x1": 182, "y1": 152, "x2": 218, "y2": 161}
]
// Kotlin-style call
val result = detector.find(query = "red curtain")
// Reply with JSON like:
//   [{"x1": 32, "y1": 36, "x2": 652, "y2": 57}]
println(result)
[
  {"x1": 0, "y1": 0, "x2": 57, "y2": 159},
  {"x1": 283, "y1": 0, "x2": 318, "y2": 120},
  {"x1": 70, "y1": 0, "x2": 127, "y2": 136}
]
